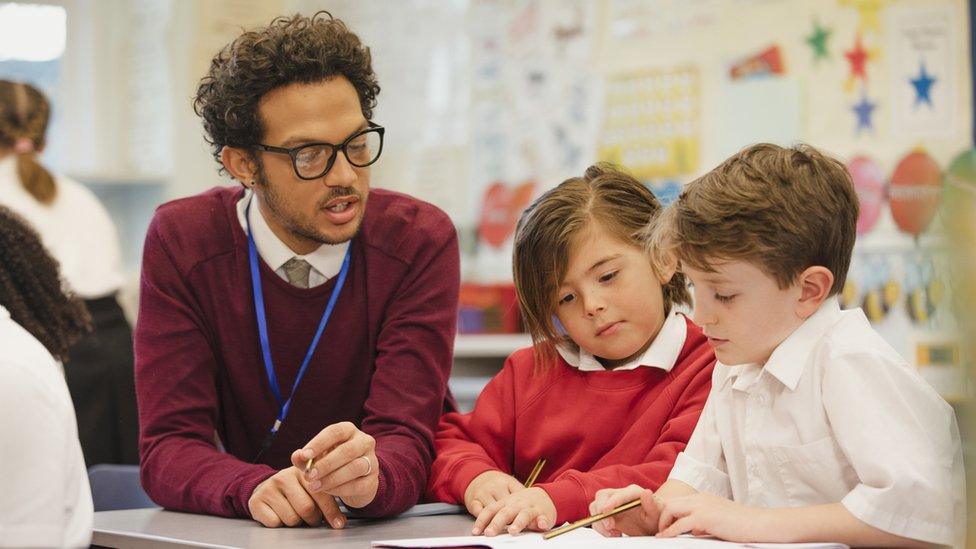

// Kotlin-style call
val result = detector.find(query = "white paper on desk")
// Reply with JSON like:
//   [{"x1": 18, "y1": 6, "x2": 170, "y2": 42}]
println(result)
[
  {"x1": 372, "y1": 526, "x2": 601, "y2": 548},
  {"x1": 372, "y1": 530, "x2": 848, "y2": 549}
]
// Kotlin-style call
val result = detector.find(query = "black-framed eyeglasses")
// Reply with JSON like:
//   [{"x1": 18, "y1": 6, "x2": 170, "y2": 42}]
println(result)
[{"x1": 254, "y1": 122, "x2": 385, "y2": 180}]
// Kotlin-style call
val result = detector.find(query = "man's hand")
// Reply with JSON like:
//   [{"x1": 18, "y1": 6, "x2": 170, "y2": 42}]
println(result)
[
  {"x1": 462, "y1": 470, "x2": 524, "y2": 518},
  {"x1": 589, "y1": 484, "x2": 661, "y2": 537},
  {"x1": 471, "y1": 487, "x2": 556, "y2": 536},
  {"x1": 292, "y1": 422, "x2": 379, "y2": 509},
  {"x1": 247, "y1": 466, "x2": 346, "y2": 528}
]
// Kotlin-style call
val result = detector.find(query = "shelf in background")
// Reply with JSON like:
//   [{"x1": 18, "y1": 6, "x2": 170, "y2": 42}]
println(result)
[{"x1": 454, "y1": 333, "x2": 532, "y2": 358}]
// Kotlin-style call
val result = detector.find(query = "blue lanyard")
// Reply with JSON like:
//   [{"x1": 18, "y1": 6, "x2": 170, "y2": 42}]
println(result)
[{"x1": 245, "y1": 200, "x2": 351, "y2": 458}]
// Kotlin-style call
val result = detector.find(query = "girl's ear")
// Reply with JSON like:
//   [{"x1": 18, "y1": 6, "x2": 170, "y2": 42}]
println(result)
[
  {"x1": 655, "y1": 252, "x2": 679, "y2": 285},
  {"x1": 796, "y1": 266, "x2": 834, "y2": 319}
]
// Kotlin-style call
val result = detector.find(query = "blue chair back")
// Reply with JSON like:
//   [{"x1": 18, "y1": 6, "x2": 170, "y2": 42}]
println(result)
[{"x1": 87, "y1": 464, "x2": 159, "y2": 512}]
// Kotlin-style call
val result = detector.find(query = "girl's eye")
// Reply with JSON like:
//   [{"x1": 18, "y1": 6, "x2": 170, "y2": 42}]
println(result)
[
  {"x1": 599, "y1": 271, "x2": 618, "y2": 283},
  {"x1": 559, "y1": 293, "x2": 575, "y2": 305},
  {"x1": 714, "y1": 293, "x2": 736, "y2": 303}
]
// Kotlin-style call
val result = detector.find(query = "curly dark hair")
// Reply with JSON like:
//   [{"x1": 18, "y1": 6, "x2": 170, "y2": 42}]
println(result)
[
  {"x1": 0, "y1": 206, "x2": 90, "y2": 361},
  {"x1": 193, "y1": 11, "x2": 381, "y2": 173}
]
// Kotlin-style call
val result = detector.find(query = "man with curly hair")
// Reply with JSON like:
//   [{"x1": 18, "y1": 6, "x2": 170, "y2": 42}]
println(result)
[{"x1": 135, "y1": 12, "x2": 459, "y2": 528}]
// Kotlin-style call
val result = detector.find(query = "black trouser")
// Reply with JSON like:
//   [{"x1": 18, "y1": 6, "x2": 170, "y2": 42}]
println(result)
[{"x1": 63, "y1": 295, "x2": 139, "y2": 466}]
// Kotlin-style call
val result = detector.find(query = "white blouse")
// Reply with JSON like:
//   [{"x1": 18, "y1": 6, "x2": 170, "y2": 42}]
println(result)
[
  {"x1": 557, "y1": 309, "x2": 688, "y2": 372},
  {"x1": 0, "y1": 305, "x2": 92, "y2": 548},
  {"x1": 0, "y1": 156, "x2": 125, "y2": 299},
  {"x1": 668, "y1": 298, "x2": 964, "y2": 547}
]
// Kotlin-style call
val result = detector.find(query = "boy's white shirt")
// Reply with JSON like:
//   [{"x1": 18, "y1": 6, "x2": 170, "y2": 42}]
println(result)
[
  {"x1": 668, "y1": 297, "x2": 965, "y2": 547},
  {"x1": 0, "y1": 305, "x2": 93, "y2": 548},
  {"x1": 556, "y1": 309, "x2": 687, "y2": 371}
]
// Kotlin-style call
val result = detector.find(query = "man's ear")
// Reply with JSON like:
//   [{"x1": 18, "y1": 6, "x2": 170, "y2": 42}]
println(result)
[
  {"x1": 796, "y1": 266, "x2": 834, "y2": 319},
  {"x1": 221, "y1": 146, "x2": 258, "y2": 187}
]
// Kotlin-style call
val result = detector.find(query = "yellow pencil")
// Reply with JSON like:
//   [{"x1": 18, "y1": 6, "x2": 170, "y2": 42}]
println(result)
[
  {"x1": 524, "y1": 458, "x2": 546, "y2": 488},
  {"x1": 542, "y1": 498, "x2": 641, "y2": 540}
]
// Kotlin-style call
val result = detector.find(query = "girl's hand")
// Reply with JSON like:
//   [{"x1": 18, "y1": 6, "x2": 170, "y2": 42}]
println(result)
[
  {"x1": 657, "y1": 492, "x2": 763, "y2": 542},
  {"x1": 589, "y1": 484, "x2": 661, "y2": 537},
  {"x1": 463, "y1": 470, "x2": 525, "y2": 518},
  {"x1": 471, "y1": 487, "x2": 556, "y2": 536}
]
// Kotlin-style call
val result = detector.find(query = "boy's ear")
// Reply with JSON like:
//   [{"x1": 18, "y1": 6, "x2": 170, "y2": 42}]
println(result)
[
  {"x1": 796, "y1": 266, "x2": 834, "y2": 319},
  {"x1": 220, "y1": 146, "x2": 258, "y2": 187}
]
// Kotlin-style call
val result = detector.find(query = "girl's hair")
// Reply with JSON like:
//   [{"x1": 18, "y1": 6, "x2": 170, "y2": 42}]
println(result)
[
  {"x1": 0, "y1": 206, "x2": 90, "y2": 361},
  {"x1": 512, "y1": 163, "x2": 690, "y2": 370},
  {"x1": 0, "y1": 80, "x2": 56, "y2": 204}
]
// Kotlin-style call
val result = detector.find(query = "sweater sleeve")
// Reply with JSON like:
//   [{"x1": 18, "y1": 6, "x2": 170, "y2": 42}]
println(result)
[
  {"x1": 535, "y1": 358, "x2": 714, "y2": 523},
  {"x1": 350, "y1": 224, "x2": 460, "y2": 517},
  {"x1": 135, "y1": 217, "x2": 275, "y2": 518},
  {"x1": 426, "y1": 354, "x2": 521, "y2": 505}
]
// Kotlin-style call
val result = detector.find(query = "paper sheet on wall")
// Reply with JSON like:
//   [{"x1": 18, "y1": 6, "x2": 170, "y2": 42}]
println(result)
[
  {"x1": 598, "y1": 67, "x2": 701, "y2": 179},
  {"x1": 717, "y1": 77, "x2": 802, "y2": 160},
  {"x1": 887, "y1": 3, "x2": 957, "y2": 139}
]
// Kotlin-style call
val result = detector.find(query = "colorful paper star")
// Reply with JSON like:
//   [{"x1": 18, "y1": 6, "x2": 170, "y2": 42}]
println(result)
[
  {"x1": 910, "y1": 62, "x2": 937, "y2": 107},
  {"x1": 845, "y1": 34, "x2": 869, "y2": 81},
  {"x1": 806, "y1": 20, "x2": 831, "y2": 61},
  {"x1": 853, "y1": 93, "x2": 877, "y2": 133},
  {"x1": 840, "y1": 0, "x2": 888, "y2": 33}
]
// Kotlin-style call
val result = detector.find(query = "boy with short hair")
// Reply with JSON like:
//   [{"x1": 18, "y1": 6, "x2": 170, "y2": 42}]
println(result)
[{"x1": 590, "y1": 143, "x2": 964, "y2": 548}]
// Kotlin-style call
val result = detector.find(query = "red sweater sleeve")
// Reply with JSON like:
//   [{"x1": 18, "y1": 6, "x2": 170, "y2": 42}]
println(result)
[
  {"x1": 426, "y1": 354, "x2": 520, "y2": 504},
  {"x1": 535, "y1": 358, "x2": 713, "y2": 523},
  {"x1": 352, "y1": 224, "x2": 460, "y2": 517},
  {"x1": 135, "y1": 218, "x2": 275, "y2": 518}
]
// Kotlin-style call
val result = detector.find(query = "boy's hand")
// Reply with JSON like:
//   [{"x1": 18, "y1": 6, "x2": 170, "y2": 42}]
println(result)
[
  {"x1": 471, "y1": 487, "x2": 556, "y2": 536},
  {"x1": 590, "y1": 484, "x2": 661, "y2": 537},
  {"x1": 463, "y1": 470, "x2": 525, "y2": 517},
  {"x1": 657, "y1": 492, "x2": 762, "y2": 542}
]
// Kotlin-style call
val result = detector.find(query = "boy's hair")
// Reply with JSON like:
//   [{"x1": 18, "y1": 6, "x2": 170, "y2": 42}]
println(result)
[
  {"x1": 650, "y1": 143, "x2": 858, "y2": 295},
  {"x1": 0, "y1": 207, "x2": 90, "y2": 361},
  {"x1": 513, "y1": 163, "x2": 690, "y2": 369},
  {"x1": 0, "y1": 80, "x2": 57, "y2": 204},
  {"x1": 193, "y1": 11, "x2": 380, "y2": 174}
]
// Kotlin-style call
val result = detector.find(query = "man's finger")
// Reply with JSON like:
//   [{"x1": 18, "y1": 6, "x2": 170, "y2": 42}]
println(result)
[
  {"x1": 299, "y1": 422, "x2": 358, "y2": 462},
  {"x1": 307, "y1": 437, "x2": 373, "y2": 481},
  {"x1": 313, "y1": 454, "x2": 374, "y2": 493},
  {"x1": 251, "y1": 501, "x2": 282, "y2": 528},
  {"x1": 266, "y1": 490, "x2": 303, "y2": 527},
  {"x1": 280, "y1": 476, "x2": 323, "y2": 526},
  {"x1": 310, "y1": 490, "x2": 346, "y2": 529}
]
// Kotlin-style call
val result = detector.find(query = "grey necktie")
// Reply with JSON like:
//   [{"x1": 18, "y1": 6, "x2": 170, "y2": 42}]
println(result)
[{"x1": 282, "y1": 257, "x2": 312, "y2": 289}]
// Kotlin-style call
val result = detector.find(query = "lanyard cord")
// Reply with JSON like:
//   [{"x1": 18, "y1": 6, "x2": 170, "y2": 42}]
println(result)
[{"x1": 245, "y1": 200, "x2": 352, "y2": 461}]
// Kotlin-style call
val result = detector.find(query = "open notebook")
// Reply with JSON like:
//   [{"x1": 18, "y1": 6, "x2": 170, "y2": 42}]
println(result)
[{"x1": 372, "y1": 528, "x2": 848, "y2": 549}]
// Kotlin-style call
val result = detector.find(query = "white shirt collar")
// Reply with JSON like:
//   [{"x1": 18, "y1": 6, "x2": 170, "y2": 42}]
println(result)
[
  {"x1": 0, "y1": 155, "x2": 16, "y2": 181},
  {"x1": 235, "y1": 189, "x2": 348, "y2": 282},
  {"x1": 557, "y1": 309, "x2": 688, "y2": 372},
  {"x1": 720, "y1": 297, "x2": 844, "y2": 392}
]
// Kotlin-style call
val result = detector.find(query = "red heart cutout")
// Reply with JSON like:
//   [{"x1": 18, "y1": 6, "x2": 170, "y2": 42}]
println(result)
[{"x1": 479, "y1": 181, "x2": 536, "y2": 248}]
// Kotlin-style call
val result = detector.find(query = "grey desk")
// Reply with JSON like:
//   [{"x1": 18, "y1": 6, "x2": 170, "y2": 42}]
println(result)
[{"x1": 93, "y1": 508, "x2": 475, "y2": 548}]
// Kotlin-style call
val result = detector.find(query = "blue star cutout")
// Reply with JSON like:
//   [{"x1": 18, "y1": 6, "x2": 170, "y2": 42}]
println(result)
[
  {"x1": 852, "y1": 94, "x2": 876, "y2": 133},
  {"x1": 910, "y1": 62, "x2": 937, "y2": 107}
]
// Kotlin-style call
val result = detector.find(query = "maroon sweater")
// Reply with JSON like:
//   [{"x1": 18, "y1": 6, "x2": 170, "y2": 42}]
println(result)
[{"x1": 135, "y1": 186, "x2": 459, "y2": 519}]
